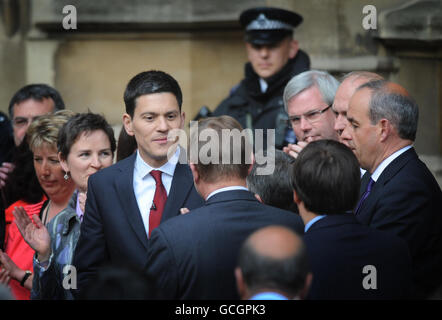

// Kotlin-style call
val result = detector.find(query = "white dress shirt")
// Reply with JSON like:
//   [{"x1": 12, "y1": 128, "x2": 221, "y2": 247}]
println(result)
[
  {"x1": 133, "y1": 148, "x2": 180, "y2": 238},
  {"x1": 206, "y1": 186, "x2": 249, "y2": 201}
]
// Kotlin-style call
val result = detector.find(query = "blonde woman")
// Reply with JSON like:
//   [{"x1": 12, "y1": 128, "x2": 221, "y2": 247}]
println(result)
[{"x1": 0, "y1": 110, "x2": 75, "y2": 299}]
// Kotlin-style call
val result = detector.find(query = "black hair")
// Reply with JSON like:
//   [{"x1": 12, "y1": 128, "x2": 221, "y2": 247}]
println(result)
[
  {"x1": 247, "y1": 149, "x2": 298, "y2": 213},
  {"x1": 8, "y1": 84, "x2": 65, "y2": 118},
  {"x1": 291, "y1": 139, "x2": 360, "y2": 214},
  {"x1": 116, "y1": 128, "x2": 137, "y2": 162},
  {"x1": 58, "y1": 113, "x2": 116, "y2": 159},
  {"x1": 123, "y1": 70, "x2": 183, "y2": 117}
]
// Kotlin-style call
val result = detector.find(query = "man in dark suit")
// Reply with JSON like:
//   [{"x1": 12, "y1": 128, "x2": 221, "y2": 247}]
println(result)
[
  {"x1": 344, "y1": 80, "x2": 442, "y2": 298},
  {"x1": 145, "y1": 115, "x2": 304, "y2": 299},
  {"x1": 73, "y1": 71, "x2": 204, "y2": 295},
  {"x1": 293, "y1": 139, "x2": 412, "y2": 299}
]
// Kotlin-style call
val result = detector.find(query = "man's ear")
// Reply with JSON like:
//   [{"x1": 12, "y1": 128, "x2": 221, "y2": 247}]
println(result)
[
  {"x1": 235, "y1": 267, "x2": 246, "y2": 300},
  {"x1": 180, "y1": 111, "x2": 186, "y2": 130},
  {"x1": 299, "y1": 272, "x2": 313, "y2": 300},
  {"x1": 379, "y1": 119, "x2": 391, "y2": 143},
  {"x1": 293, "y1": 189, "x2": 301, "y2": 205},
  {"x1": 247, "y1": 152, "x2": 255, "y2": 176},
  {"x1": 289, "y1": 39, "x2": 299, "y2": 59},
  {"x1": 189, "y1": 163, "x2": 199, "y2": 183},
  {"x1": 122, "y1": 113, "x2": 135, "y2": 136}
]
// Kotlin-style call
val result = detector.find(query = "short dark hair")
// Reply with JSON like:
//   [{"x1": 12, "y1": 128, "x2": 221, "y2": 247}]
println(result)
[
  {"x1": 123, "y1": 70, "x2": 183, "y2": 117},
  {"x1": 8, "y1": 84, "x2": 65, "y2": 118},
  {"x1": 357, "y1": 80, "x2": 418, "y2": 141},
  {"x1": 190, "y1": 115, "x2": 252, "y2": 183},
  {"x1": 238, "y1": 229, "x2": 310, "y2": 297},
  {"x1": 58, "y1": 113, "x2": 116, "y2": 160},
  {"x1": 292, "y1": 139, "x2": 360, "y2": 214},
  {"x1": 247, "y1": 150, "x2": 298, "y2": 213}
]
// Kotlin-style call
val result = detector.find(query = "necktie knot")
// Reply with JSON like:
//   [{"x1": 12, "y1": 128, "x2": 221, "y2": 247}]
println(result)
[{"x1": 150, "y1": 170, "x2": 163, "y2": 185}]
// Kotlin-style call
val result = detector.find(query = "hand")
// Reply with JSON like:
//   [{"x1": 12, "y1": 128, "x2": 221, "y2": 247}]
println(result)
[
  {"x1": 0, "y1": 268, "x2": 10, "y2": 285},
  {"x1": 0, "y1": 250, "x2": 23, "y2": 281},
  {"x1": 13, "y1": 208, "x2": 51, "y2": 262},
  {"x1": 0, "y1": 162, "x2": 14, "y2": 188},
  {"x1": 283, "y1": 141, "x2": 308, "y2": 159},
  {"x1": 78, "y1": 191, "x2": 87, "y2": 213},
  {"x1": 180, "y1": 208, "x2": 190, "y2": 215}
]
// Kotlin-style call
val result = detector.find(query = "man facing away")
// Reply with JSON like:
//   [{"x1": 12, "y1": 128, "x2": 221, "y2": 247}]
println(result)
[
  {"x1": 213, "y1": 7, "x2": 310, "y2": 149},
  {"x1": 72, "y1": 71, "x2": 204, "y2": 296},
  {"x1": 145, "y1": 115, "x2": 304, "y2": 299},
  {"x1": 235, "y1": 225, "x2": 311, "y2": 300}
]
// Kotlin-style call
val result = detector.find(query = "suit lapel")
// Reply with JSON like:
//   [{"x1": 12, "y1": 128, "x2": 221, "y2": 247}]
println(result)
[
  {"x1": 161, "y1": 162, "x2": 194, "y2": 222},
  {"x1": 114, "y1": 154, "x2": 149, "y2": 250},
  {"x1": 356, "y1": 148, "x2": 416, "y2": 225}
]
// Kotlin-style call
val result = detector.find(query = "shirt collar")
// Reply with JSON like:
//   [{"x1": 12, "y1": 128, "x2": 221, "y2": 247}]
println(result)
[
  {"x1": 304, "y1": 215, "x2": 326, "y2": 233},
  {"x1": 371, "y1": 145, "x2": 412, "y2": 182},
  {"x1": 134, "y1": 147, "x2": 180, "y2": 179},
  {"x1": 259, "y1": 78, "x2": 268, "y2": 93},
  {"x1": 206, "y1": 186, "x2": 249, "y2": 201},
  {"x1": 76, "y1": 194, "x2": 84, "y2": 222}
]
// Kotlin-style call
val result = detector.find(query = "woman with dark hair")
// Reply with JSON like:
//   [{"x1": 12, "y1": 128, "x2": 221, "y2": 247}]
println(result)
[
  {"x1": 14, "y1": 112, "x2": 116, "y2": 299},
  {"x1": 0, "y1": 110, "x2": 75, "y2": 300}
]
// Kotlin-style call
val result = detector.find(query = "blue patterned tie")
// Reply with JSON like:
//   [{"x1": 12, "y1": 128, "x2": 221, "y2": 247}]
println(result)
[{"x1": 355, "y1": 178, "x2": 375, "y2": 214}]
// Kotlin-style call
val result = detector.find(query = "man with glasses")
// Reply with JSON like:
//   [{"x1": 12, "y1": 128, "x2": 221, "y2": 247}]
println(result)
[
  {"x1": 282, "y1": 70, "x2": 340, "y2": 159},
  {"x1": 0, "y1": 84, "x2": 64, "y2": 250}
]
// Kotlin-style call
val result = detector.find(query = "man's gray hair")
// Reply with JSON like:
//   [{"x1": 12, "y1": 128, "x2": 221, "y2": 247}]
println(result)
[
  {"x1": 283, "y1": 70, "x2": 340, "y2": 113},
  {"x1": 357, "y1": 80, "x2": 419, "y2": 141}
]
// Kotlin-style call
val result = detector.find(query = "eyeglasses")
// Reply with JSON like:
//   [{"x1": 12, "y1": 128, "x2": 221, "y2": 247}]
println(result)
[{"x1": 288, "y1": 105, "x2": 332, "y2": 127}]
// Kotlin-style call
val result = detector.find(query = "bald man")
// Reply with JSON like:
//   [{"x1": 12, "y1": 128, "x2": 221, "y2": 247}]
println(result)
[
  {"x1": 343, "y1": 80, "x2": 442, "y2": 298},
  {"x1": 235, "y1": 225, "x2": 311, "y2": 300}
]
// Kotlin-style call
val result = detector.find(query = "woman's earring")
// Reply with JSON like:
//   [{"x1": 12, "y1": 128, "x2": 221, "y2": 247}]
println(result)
[{"x1": 64, "y1": 172, "x2": 69, "y2": 180}]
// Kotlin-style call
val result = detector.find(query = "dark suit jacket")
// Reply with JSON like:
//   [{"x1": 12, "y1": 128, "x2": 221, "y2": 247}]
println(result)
[
  {"x1": 305, "y1": 214, "x2": 412, "y2": 300},
  {"x1": 356, "y1": 148, "x2": 442, "y2": 298},
  {"x1": 72, "y1": 153, "x2": 204, "y2": 296},
  {"x1": 145, "y1": 189, "x2": 305, "y2": 300}
]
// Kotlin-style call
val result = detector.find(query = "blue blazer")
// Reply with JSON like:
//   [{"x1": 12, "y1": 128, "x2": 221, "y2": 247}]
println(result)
[
  {"x1": 356, "y1": 148, "x2": 442, "y2": 298},
  {"x1": 145, "y1": 189, "x2": 305, "y2": 300},
  {"x1": 305, "y1": 214, "x2": 412, "y2": 300},
  {"x1": 72, "y1": 153, "x2": 204, "y2": 296}
]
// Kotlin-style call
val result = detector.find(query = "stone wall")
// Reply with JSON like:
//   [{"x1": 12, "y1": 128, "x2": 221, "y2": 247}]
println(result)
[{"x1": 0, "y1": 0, "x2": 441, "y2": 174}]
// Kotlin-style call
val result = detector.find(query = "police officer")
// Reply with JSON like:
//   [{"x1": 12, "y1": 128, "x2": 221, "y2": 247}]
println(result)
[{"x1": 213, "y1": 7, "x2": 310, "y2": 149}]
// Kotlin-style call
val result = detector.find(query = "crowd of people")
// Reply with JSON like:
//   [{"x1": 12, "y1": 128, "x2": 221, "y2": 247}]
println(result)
[{"x1": 0, "y1": 6, "x2": 441, "y2": 301}]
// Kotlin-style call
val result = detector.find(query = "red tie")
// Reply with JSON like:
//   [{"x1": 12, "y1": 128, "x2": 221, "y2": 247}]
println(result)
[{"x1": 149, "y1": 170, "x2": 167, "y2": 237}]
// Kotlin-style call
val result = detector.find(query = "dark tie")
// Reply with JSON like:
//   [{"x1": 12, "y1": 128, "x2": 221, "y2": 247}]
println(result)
[
  {"x1": 149, "y1": 170, "x2": 167, "y2": 237},
  {"x1": 355, "y1": 177, "x2": 375, "y2": 215}
]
